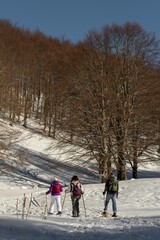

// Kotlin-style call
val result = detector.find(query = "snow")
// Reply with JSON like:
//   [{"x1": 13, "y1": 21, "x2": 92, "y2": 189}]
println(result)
[{"x1": 0, "y1": 121, "x2": 160, "y2": 240}]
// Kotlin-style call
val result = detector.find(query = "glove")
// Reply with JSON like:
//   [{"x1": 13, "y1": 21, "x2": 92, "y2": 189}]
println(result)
[{"x1": 103, "y1": 191, "x2": 105, "y2": 195}]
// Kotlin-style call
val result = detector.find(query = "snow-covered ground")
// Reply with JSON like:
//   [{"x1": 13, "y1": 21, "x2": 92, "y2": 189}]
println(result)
[{"x1": 0, "y1": 120, "x2": 160, "y2": 240}]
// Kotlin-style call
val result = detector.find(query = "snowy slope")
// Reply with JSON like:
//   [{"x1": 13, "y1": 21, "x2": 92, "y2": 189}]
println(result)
[
  {"x1": 0, "y1": 178, "x2": 160, "y2": 240},
  {"x1": 0, "y1": 120, "x2": 160, "y2": 240}
]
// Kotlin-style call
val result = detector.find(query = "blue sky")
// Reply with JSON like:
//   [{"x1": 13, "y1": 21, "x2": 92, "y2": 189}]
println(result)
[{"x1": 0, "y1": 0, "x2": 160, "y2": 43}]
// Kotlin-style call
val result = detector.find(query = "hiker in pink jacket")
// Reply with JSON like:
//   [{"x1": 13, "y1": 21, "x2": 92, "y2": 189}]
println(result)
[{"x1": 46, "y1": 177, "x2": 63, "y2": 215}]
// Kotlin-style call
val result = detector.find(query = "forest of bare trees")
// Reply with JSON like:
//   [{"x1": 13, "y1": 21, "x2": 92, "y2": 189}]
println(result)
[{"x1": 0, "y1": 20, "x2": 160, "y2": 181}]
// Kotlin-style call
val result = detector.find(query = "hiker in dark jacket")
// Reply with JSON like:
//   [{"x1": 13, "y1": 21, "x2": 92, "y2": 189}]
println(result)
[
  {"x1": 46, "y1": 177, "x2": 63, "y2": 215},
  {"x1": 102, "y1": 172, "x2": 119, "y2": 217},
  {"x1": 65, "y1": 175, "x2": 84, "y2": 217}
]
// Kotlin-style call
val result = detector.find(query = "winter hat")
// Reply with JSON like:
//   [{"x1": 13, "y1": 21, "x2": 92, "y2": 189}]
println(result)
[
  {"x1": 71, "y1": 175, "x2": 79, "y2": 181},
  {"x1": 54, "y1": 177, "x2": 58, "y2": 181}
]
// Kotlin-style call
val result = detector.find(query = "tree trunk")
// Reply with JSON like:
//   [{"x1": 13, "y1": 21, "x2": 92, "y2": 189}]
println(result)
[
  {"x1": 98, "y1": 155, "x2": 112, "y2": 183},
  {"x1": 117, "y1": 151, "x2": 126, "y2": 180},
  {"x1": 117, "y1": 140, "x2": 126, "y2": 180},
  {"x1": 132, "y1": 164, "x2": 138, "y2": 179},
  {"x1": 117, "y1": 164, "x2": 126, "y2": 180}
]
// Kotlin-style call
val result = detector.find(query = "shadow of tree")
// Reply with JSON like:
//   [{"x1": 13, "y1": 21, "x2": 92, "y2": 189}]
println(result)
[{"x1": 0, "y1": 146, "x2": 99, "y2": 188}]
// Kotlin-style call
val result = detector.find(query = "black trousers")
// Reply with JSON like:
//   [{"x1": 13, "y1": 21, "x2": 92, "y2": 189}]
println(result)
[{"x1": 71, "y1": 195, "x2": 81, "y2": 217}]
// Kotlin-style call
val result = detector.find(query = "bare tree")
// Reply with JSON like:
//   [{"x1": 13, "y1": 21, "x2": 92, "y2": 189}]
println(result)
[{"x1": 59, "y1": 23, "x2": 160, "y2": 181}]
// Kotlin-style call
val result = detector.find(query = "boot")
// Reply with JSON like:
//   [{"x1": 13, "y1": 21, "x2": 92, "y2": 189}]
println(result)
[
  {"x1": 48, "y1": 212, "x2": 53, "y2": 215},
  {"x1": 56, "y1": 211, "x2": 62, "y2": 215},
  {"x1": 102, "y1": 210, "x2": 107, "y2": 216},
  {"x1": 112, "y1": 212, "x2": 117, "y2": 217}
]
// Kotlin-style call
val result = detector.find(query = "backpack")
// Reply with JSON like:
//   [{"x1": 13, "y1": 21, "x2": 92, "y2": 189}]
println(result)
[
  {"x1": 52, "y1": 182, "x2": 60, "y2": 194},
  {"x1": 72, "y1": 183, "x2": 81, "y2": 196},
  {"x1": 109, "y1": 177, "x2": 118, "y2": 192}
]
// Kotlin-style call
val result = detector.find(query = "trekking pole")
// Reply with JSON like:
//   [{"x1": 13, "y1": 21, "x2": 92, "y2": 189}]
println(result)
[
  {"x1": 101, "y1": 193, "x2": 106, "y2": 215},
  {"x1": 61, "y1": 192, "x2": 66, "y2": 212},
  {"x1": 42, "y1": 194, "x2": 48, "y2": 220},
  {"x1": 82, "y1": 194, "x2": 87, "y2": 217},
  {"x1": 103, "y1": 194, "x2": 106, "y2": 204}
]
